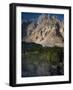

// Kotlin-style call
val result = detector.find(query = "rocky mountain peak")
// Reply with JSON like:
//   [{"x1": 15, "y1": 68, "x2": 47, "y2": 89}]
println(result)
[{"x1": 22, "y1": 14, "x2": 64, "y2": 47}]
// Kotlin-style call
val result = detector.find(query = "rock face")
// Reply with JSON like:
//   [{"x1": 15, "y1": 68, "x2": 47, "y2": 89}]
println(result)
[{"x1": 22, "y1": 14, "x2": 64, "y2": 47}]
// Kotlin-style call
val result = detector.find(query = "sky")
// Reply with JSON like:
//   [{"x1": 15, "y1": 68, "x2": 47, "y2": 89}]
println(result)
[{"x1": 22, "y1": 12, "x2": 64, "y2": 22}]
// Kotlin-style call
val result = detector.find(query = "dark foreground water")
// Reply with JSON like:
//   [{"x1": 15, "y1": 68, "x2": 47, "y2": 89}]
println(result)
[{"x1": 22, "y1": 42, "x2": 64, "y2": 77}]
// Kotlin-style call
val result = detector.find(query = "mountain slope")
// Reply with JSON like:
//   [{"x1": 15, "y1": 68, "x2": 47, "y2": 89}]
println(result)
[{"x1": 22, "y1": 14, "x2": 64, "y2": 47}]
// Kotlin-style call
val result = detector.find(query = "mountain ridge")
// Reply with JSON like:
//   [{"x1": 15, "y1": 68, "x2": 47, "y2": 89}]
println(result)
[{"x1": 22, "y1": 14, "x2": 64, "y2": 47}]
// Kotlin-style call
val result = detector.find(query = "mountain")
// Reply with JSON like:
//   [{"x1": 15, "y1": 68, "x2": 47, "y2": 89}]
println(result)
[{"x1": 22, "y1": 14, "x2": 64, "y2": 47}]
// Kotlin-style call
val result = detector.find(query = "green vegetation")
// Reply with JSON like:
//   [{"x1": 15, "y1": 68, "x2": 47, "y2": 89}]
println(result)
[{"x1": 22, "y1": 42, "x2": 64, "y2": 77}]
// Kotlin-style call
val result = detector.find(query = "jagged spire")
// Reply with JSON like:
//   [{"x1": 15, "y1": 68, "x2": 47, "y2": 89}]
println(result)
[{"x1": 22, "y1": 14, "x2": 64, "y2": 47}]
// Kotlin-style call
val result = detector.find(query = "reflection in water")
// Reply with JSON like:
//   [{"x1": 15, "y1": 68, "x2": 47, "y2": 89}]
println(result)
[{"x1": 22, "y1": 42, "x2": 64, "y2": 77}]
